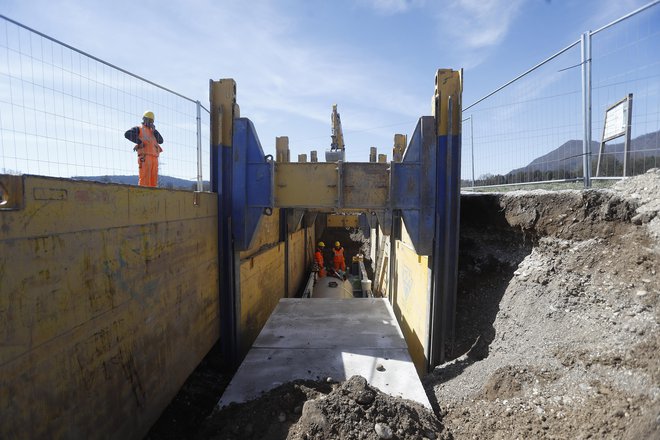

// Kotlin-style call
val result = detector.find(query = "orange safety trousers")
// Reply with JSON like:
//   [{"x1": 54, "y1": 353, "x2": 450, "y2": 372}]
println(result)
[
  {"x1": 332, "y1": 247, "x2": 346, "y2": 271},
  {"x1": 314, "y1": 250, "x2": 326, "y2": 277},
  {"x1": 136, "y1": 125, "x2": 162, "y2": 187},
  {"x1": 138, "y1": 154, "x2": 159, "y2": 187}
]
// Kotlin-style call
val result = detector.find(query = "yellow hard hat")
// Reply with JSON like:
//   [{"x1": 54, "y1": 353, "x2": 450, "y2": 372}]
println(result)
[
  {"x1": 318, "y1": 241, "x2": 325, "y2": 247},
  {"x1": 335, "y1": 241, "x2": 341, "y2": 247},
  {"x1": 143, "y1": 110, "x2": 155, "y2": 121}
]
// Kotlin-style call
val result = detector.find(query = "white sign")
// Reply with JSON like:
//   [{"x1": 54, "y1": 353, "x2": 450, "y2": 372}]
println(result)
[{"x1": 603, "y1": 98, "x2": 629, "y2": 142}]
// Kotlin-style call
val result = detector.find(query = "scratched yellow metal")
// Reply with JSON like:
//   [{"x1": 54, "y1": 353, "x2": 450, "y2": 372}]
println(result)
[
  {"x1": 210, "y1": 79, "x2": 236, "y2": 147},
  {"x1": 239, "y1": 243, "x2": 285, "y2": 356},
  {"x1": 326, "y1": 214, "x2": 360, "y2": 228},
  {"x1": 434, "y1": 69, "x2": 463, "y2": 137},
  {"x1": 275, "y1": 163, "x2": 338, "y2": 208},
  {"x1": 276, "y1": 136, "x2": 290, "y2": 163},
  {"x1": 0, "y1": 176, "x2": 219, "y2": 440},
  {"x1": 393, "y1": 227, "x2": 431, "y2": 376},
  {"x1": 275, "y1": 163, "x2": 393, "y2": 210},
  {"x1": 342, "y1": 163, "x2": 389, "y2": 209},
  {"x1": 287, "y1": 227, "x2": 308, "y2": 298},
  {"x1": 239, "y1": 208, "x2": 282, "y2": 260}
]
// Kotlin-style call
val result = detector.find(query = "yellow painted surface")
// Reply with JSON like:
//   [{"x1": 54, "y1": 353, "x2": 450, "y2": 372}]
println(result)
[
  {"x1": 210, "y1": 79, "x2": 236, "y2": 146},
  {"x1": 326, "y1": 214, "x2": 359, "y2": 229},
  {"x1": 342, "y1": 163, "x2": 389, "y2": 209},
  {"x1": 239, "y1": 208, "x2": 281, "y2": 260},
  {"x1": 275, "y1": 163, "x2": 393, "y2": 210},
  {"x1": 239, "y1": 244, "x2": 285, "y2": 356},
  {"x1": 372, "y1": 222, "x2": 431, "y2": 374},
  {"x1": 393, "y1": 134, "x2": 406, "y2": 162},
  {"x1": 393, "y1": 237, "x2": 430, "y2": 376},
  {"x1": 276, "y1": 136, "x2": 289, "y2": 163},
  {"x1": 434, "y1": 69, "x2": 462, "y2": 136},
  {"x1": 238, "y1": 207, "x2": 313, "y2": 354},
  {"x1": 275, "y1": 163, "x2": 338, "y2": 208},
  {"x1": 287, "y1": 228, "x2": 308, "y2": 298},
  {"x1": 0, "y1": 176, "x2": 219, "y2": 440}
]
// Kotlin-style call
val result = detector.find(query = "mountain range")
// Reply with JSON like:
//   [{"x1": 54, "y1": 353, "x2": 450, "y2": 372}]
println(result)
[{"x1": 509, "y1": 129, "x2": 660, "y2": 176}]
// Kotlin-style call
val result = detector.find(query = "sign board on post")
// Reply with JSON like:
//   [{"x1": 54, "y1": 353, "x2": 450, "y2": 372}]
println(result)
[
  {"x1": 596, "y1": 94, "x2": 633, "y2": 177},
  {"x1": 603, "y1": 98, "x2": 629, "y2": 142}
]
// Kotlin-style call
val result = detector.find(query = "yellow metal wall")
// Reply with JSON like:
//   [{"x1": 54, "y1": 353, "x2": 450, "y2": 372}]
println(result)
[
  {"x1": 239, "y1": 243, "x2": 286, "y2": 355},
  {"x1": 0, "y1": 176, "x2": 219, "y2": 440},
  {"x1": 237, "y1": 209, "x2": 314, "y2": 357},
  {"x1": 326, "y1": 214, "x2": 359, "y2": 228},
  {"x1": 372, "y1": 222, "x2": 431, "y2": 375},
  {"x1": 287, "y1": 227, "x2": 308, "y2": 298},
  {"x1": 393, "y1": 222, "x2": 431, "y2": 375}
]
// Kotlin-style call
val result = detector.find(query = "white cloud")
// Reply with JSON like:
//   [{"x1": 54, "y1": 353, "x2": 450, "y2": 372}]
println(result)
[
  {"x1": 438, "y1": 0, "x2": 524, "y2": 50},
  {"x1": 358, "y1": 0, "x2": 427, "y2": 15}
]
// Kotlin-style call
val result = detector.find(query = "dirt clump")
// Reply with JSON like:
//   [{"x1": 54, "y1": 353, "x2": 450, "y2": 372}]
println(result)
[
  {"x1": 199, "y1": 375, "x2": 448, "y2": 440},
  {"x1": 426, "y1": 168, "x2": 660, "y2": 439}
]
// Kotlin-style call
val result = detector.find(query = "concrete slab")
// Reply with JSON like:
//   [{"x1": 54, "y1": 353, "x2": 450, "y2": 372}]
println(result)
[{"x1": 218, "y1": 298, "x2": 431, "y2": 409}]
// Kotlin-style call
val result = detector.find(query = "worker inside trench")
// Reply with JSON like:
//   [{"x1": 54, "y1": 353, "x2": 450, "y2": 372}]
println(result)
[{"x1": 311, "y1": 223, "x2": 374, "y2": 298}]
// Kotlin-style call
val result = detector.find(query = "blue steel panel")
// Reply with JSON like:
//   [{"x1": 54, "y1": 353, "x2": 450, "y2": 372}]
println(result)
[
  {"x1": 232, "y1": 118, "x2": 274, "y2": 251},
  {"x1": 391, "y1": 116, "x2": 436, "y2": 255},
  {"x1": 430, "y1": 132, "x2": 461, "y2": 367}
]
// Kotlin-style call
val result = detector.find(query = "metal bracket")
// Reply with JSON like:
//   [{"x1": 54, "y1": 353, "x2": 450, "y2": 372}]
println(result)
[
  {"x1": 391, "y1": 116, "x2": 437, "y2": 255},
  {"x1": 287, "y1": 208, "x2": 305, "y2": 233},
  {"x1": 232, "y1": 118, "x2": 274, "y2": 251}
]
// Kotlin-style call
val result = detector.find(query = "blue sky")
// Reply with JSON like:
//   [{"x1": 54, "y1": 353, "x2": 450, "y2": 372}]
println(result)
[{"x1": 1, "y1": 0, "x2": 657, "y2": 178}]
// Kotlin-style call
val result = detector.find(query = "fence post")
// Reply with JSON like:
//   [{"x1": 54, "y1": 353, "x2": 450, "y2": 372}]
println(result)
[
  {"x1": 196, "y1": 100, "x2": 203, "y2": 191},
  {"x1": 470, "y1": 115, "x2": 475, "y2": 188},
  {"x1": 581, "y1": 32, "x2": 592, "y2": 188}
]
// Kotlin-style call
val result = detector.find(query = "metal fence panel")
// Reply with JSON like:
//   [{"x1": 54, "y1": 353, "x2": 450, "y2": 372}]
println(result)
[
  {"x1": 0, "y1": 16, "x2": 210, "y2": 190},
  {"x1": 462, "y1": 2, "x2": 659, "y2": 188},
  {"x1": 590, "y1": 5, "x2": 660, "y2": 178}
]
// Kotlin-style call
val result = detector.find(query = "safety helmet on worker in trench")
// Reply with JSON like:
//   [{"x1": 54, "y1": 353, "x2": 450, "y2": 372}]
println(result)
[
  {"x1": 318, "y1": 241, "x2": 325, "y2": 247},
  {"x1": 335, "y1": 241, "x2": 341, "y2": 247},
  {"x1": 143, "y1": 110, "x2": 155, "y2": 121}
]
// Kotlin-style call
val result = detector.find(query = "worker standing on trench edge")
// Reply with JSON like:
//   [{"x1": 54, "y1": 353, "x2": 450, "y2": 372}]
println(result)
[
  {"x1": 332, "y1": 241, "x2": 347, "y2": 272},
  {"x1": 314, "y1": 241, "x2": 327, "y2": 278},
  {"x1": 125, "y1": 111, "x2": 164, "y2": 187}
]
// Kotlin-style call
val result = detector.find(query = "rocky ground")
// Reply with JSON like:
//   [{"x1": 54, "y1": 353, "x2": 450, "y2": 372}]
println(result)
[
  {"x1": 148, "y1": 170, "x2": 659, "y2": 439},
  {"x1": 424, "y1": 168, "x2": 660, "y2": 439},
  {"x1": 198, "y1": 376, "x2": 448, "y2": 440}
]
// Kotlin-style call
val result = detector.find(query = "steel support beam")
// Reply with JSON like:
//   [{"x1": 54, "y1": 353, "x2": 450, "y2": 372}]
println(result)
[
  {"x1": 429, "y1": 68, "x2": 462, "y2": 369},
  {"x1": 210, "y1": 78, "x2": 240, "y2": 367}
]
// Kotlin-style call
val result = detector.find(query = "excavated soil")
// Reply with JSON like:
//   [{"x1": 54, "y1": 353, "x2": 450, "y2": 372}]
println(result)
[
  {"x1": 198, "y1": 376, "x2": 448, "y2": 440},
  {"x1": 148, "y1": 169, "x2": 659, "y2": 439},
  {"x1": 424, "y1": 168, "x2": 660, "y2": 439}
]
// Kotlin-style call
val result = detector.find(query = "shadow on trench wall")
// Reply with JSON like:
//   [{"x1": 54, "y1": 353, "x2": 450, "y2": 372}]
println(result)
[{"x1": 439, "y1": 194, "x2": 534, "y2": 380}]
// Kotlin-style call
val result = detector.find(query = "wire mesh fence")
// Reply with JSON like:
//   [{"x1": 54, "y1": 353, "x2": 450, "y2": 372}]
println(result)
[
  {"x1": 462, "y1": 1, "x2": 660, "y2": 188},
  {"x1": 0, "y1": 15, "x2": 210, "y2": 190},
  {"x1": 590, "y1": 6, "x2": 660, "y2": 178}
]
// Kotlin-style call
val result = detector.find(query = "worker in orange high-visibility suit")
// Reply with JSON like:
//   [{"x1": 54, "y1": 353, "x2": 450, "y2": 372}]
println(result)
[
  {"x1": 125, "y1": 111, "x2": 163, "y2": 187},
  {"x1": 332, "y1": 241, "x2": 346, "y2": 272},
  {"x1": 314, "y1": 241, "x2": 327, "y2": 278}
]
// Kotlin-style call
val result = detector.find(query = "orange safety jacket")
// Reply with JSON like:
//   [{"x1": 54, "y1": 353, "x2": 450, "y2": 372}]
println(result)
[
  {"x1": 314, "y1": 249, "x2": 324, "y2": 267},
  {"x1": 137, "y1": 125, "x2": 163, "y2": 157},
  {"x1": 332, "y1": 247, "x2": 345, "y2": 268}
]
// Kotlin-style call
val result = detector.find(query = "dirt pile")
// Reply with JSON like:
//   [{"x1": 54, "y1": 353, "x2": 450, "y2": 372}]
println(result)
[
  {"x1": 198, "y1": 375, "x2": 448, "y2": 440},
  {"x1": 426, "y1": 168, "x2": 660, "y2": 439}
]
